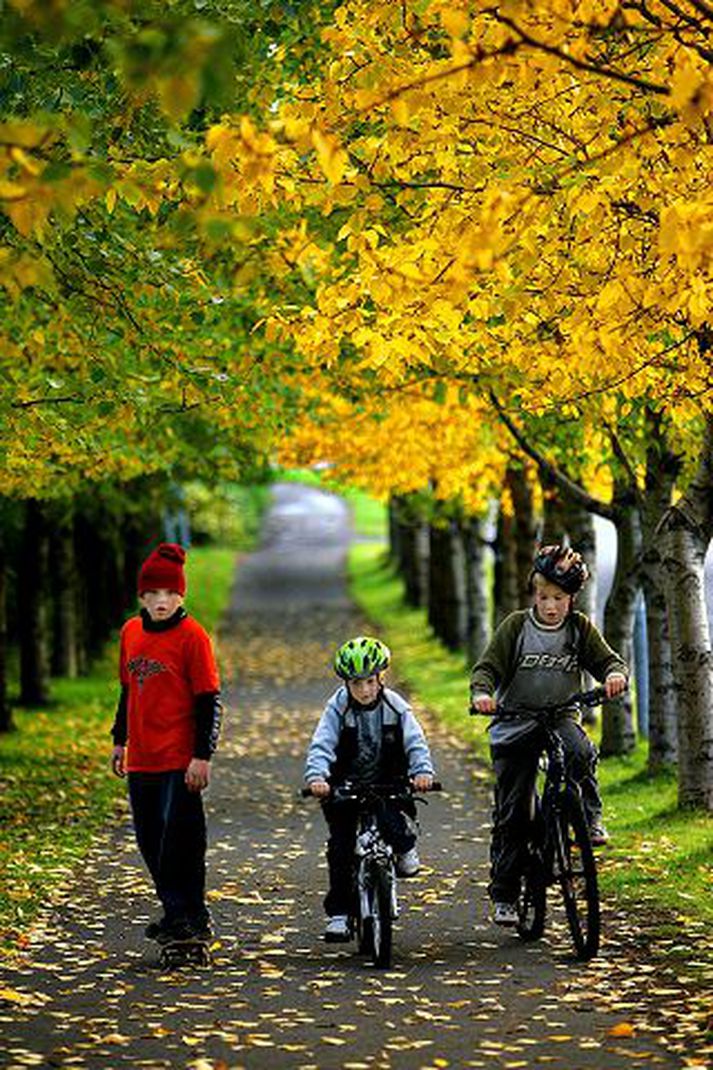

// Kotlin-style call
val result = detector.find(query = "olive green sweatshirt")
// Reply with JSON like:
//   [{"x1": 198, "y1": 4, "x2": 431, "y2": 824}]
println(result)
[{"x1": 470, "y1": 609, "x2": 628, "y2": 703}]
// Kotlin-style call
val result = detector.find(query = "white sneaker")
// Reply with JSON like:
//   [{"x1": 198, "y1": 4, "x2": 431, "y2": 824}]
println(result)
[
  {"x1": 493, "y1": 901, "x2": 519, "y2": 927},
  {"x1": 396, "y1": 847, "x2": 420, "y2": 877},
  {"x1": 324, "y1": 915, "x2": 351, "y2": 942}
]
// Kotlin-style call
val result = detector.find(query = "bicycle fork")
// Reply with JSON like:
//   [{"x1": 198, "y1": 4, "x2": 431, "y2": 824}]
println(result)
[{"x1": 356, "y1": 825, "x2": 399, "y2": 919}]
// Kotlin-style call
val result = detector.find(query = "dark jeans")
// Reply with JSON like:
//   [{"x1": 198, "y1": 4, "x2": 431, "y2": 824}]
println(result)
[
  {"x1": 489, "y1": 720, "x2": 602, "y2": 904},
  {"x1": 321, "y1": 797, "x2": 416, "y2": 917},
  {"x1": 128, "y1": 770, "x2": 208, "y2": 926}
]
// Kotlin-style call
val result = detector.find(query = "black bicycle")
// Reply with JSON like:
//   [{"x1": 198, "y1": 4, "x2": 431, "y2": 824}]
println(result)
[
  {"x1": 303, "y1": 780, "x2": 441, "y2": 969},
  {"x1": 493, "y1": 687, "x2": 610, "y2": 961}
]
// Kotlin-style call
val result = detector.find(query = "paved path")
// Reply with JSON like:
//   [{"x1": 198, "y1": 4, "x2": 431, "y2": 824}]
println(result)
[{"x1": 0, "y1": 484, "x2": 703, "y2": 1069}]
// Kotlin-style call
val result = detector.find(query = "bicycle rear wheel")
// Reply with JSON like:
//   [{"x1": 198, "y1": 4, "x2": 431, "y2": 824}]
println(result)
[
  {"x1": 555, "y1": 790, "x2": 600, "y2": 960},
  {"x1": 361, "y1": 865, "x2": 393, "y2": 969}
]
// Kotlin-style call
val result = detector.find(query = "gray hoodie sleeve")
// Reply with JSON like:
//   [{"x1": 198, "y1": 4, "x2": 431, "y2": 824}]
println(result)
[
  {"x1": 395, "y1": 695, "x2": 435, "y2": 778},
  {"x1": 304, "y1": 689, "x2": 345, "y2": 783}
]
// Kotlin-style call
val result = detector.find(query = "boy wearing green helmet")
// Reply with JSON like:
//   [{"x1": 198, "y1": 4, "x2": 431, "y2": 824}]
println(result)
[{"x1": 305, "y1": 636, "x2": 436, "y2": 942}]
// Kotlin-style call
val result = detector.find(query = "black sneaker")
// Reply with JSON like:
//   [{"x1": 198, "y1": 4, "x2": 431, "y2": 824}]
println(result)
[
  {"x1": 155, "y1": 917, "x2": 194, "y2": 946},
  {"x1": 144, "y1": 916, "x2": 169, "y2": 941},
  {"x1": 187, "y1": 914, "x2": 213, "y2": 942}
]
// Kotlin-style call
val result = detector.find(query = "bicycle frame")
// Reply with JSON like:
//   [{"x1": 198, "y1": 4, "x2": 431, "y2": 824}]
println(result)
[
  {"x1": 495, "y1": 687, "x2": 607, "y2": 961},
  {"x1": 333, "y1": 781, "x2": 410, "y2": 968},
  {"x1": 355, "y1": 805, "x2": 399, "y2": 926},
  {"x1": 305, "y1": 779, "x2": 440, "y2": 969}
]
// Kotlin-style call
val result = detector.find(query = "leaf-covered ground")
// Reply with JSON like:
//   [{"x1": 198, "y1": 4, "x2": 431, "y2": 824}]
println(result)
[{"x1": 0, "y1": 484, "x2": 709, "y2": 1070}]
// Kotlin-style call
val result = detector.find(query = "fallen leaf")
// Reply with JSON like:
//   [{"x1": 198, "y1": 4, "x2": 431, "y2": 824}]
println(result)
[{"x1": 609, "y1": 1022, "x2": 636, "y2": 1038}]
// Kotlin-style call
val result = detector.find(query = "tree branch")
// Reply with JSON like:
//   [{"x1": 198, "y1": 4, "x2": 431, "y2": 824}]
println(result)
[
  {"x1": 358, "y1": 41, "x2": 521, "y2": 112},
  {"x1": 488, "y1": 11, "x2": 670, "y2": 96},
  {"x1": 11, "y1": 395, "x2": 85, "y2": 409},
  {"x1": 489, "y1": 389, "x2": 619, "y2": 522},
  {"x1": 605, "y1": 420, "x2": 645, "y2": 509}
]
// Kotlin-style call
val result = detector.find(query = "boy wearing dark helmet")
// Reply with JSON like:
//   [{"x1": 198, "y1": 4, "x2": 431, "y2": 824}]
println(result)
[
  {"x1": 470, "y1": 545, "x2": 628, "y2": 928},
  {"x1": 305, "y1": 636, "x2": 435, "y2": 942}
]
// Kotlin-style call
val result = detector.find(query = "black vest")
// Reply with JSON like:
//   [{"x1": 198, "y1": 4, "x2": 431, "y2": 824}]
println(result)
[{"x1": 330, "y1": 697, "x2": 408, "y2": 784}]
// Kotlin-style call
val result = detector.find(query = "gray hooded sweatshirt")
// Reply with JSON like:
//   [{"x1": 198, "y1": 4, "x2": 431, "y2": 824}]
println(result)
[{"x1": 304, "y1": 685, "x2": 435, "y2": 785}]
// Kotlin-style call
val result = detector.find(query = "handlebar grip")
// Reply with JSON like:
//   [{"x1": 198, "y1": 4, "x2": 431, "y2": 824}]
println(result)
[
  {"x1": 301, "y1": 787, "x2": 313, "y2": 798},
  {"x1": 578, "y1": 685, "x2": 617, "y2": 707},
  {"x1": 429, "y1": 780, "x2": 443, "y2": 792}
]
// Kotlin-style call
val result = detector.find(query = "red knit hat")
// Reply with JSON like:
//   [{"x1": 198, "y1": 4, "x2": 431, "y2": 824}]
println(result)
[{"x1": 138, "y1": 543, "x2": 187, "y2": 596}]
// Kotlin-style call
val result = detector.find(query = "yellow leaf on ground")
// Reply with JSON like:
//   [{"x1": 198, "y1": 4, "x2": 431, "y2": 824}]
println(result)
[
  {"x1": 0, "y1": 986, "x2": 33, "y2": 1005},
  {"x1": 609, "y1": 1022, "x2": 636, "y2": 1038}
]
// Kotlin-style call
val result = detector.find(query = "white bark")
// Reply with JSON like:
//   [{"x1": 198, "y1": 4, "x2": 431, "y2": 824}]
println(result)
[{"x1": 658, "y1": 414, "x2": 713, "y2": 810}]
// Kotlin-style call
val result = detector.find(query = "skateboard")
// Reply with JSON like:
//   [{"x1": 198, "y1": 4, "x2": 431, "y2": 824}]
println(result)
[{"x1": 158, "y1": 937, "x2": 211, "y2": 968}]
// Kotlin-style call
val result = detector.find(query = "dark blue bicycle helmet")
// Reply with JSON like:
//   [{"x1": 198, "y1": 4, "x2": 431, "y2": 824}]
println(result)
[{"x1": 531, "y1": 544, "x2": 589, "y2": 594}]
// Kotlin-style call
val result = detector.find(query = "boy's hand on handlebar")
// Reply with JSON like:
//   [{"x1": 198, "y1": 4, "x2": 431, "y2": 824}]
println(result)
[
  {"x1": 308, "y1": 779, "x2": 331, "y2": 798},
  {"x1": 412, "y1": 774, "x2": 433, "y2": 792},
  {"x1": 604, "y1": 673, "x2": 628, "y2": 699},
  {"x1": 470, "y1": 694, "x2": 497, "y2": 715}
]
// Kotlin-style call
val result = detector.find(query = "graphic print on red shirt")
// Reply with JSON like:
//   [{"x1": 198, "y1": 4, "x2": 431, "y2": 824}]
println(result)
[{"x1": 119, "y1": 615, "x2": 220, "y2": 772}]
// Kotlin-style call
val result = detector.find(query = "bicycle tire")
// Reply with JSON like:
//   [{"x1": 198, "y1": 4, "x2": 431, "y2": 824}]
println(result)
[
  {"x1": 357, "y1": 863, "x2": 383, "y2": 963},
  {"x1": 357, "y1": 910, "x2": 373, "y2": 956},
  {"x1": 354, "y1": 859, "x2": 372, "y2": 955},
  {"x1": 517, "y1": 845, "x2": 546, "y2": 941},
  {"x1": 555, "y1": 790, "x2": 600, "y2": 960},
  {"x1": 363, "y1": 866, "x2": 393, "y2": 969}
]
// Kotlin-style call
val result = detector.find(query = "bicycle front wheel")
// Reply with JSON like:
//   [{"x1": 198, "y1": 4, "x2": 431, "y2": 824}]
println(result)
[
  {"x1": 554, "y1": 790, "x2": 600, "y2": 960},
  {"x1": 517, "y1": 845, "x2": 546, "y2": 942},
  {"x1": 361, "y1": 865, "x2": 393, "y2": 969}
]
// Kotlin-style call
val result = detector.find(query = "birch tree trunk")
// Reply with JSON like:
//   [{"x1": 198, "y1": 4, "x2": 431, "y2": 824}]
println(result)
[
  {"x1": 492, "y1": 460, "x2": 536, "y2": 626},
  {"x1": 641, "y1": 417, "x2": 680, "y2": 771},
  {"x1": 599, "y1": 482, "x2": 640, "y2": 756},
  {"x1": 507, "y1": 465, "x2": 538, "y2": 604},
  {"x1": 394, "y1": 508, "x2": 423, "y2": 607},
  {"x1": 541, "y1": 484, "x2": 598, "y2": 622},
  {"x1": 50, "y1": 504, "x2": 79, "y2": 679},
  {"x1": 415, "y1": 520, "x2": 430, "y2": 612},
  {"x1": 428, "y1": 519, "x2": 466, "y2": 650},
  {"x1": 493, "y1": 501, "x2": 519, "y2": 625},
  {"x1": 389, "y1": 496, "x2": 430, "y2": 608},
  {"x1": 463, "y1": 514, "x2": 491, "y2": 663},
  {"x1": 19, "y1": 498, "x2": 51, "y2": 706},
  {"x1": 387, "y1": 497, "x2": 401, "y2": 565},
  {"x1": 657, "y1": 413, "x2": 713, "y2": 810},
  {"x1": 0, "y1": 525, "x2": 12, "y2": 733}
]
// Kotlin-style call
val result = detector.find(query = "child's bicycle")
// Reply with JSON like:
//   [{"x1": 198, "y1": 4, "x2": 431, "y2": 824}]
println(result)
[
  {"x1": 494, "y1": 686, "x2": 613, "y2": 962},
  {"x1": 303, "y1": 779, "x2": 441, "y2": 969}
]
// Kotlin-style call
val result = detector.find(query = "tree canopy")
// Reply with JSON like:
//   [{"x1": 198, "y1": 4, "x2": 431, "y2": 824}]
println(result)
[{"x1": 0, "y1": 0, "x2": 338, "y2": 495}]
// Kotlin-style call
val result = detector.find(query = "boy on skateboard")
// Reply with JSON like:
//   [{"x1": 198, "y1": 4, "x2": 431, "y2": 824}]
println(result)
[{"x1": 110, "y1": 543, "x2": 222, "y2": 962}]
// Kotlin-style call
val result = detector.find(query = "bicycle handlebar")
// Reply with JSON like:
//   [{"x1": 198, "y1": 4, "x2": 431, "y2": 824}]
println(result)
[
  {"x1": 493, "y1": 685, "x2": 624, "y2": 721},
  {"x1": 301, "y1": 780, "x2": 443, "y2": 799}
]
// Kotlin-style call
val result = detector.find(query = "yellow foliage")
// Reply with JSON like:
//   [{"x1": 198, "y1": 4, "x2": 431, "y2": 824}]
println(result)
[
  {"x1": 11, "y1": 0, "x2": 713, "y2": 502},
  {"x1": 312, "y1": 128, "x2": 349, "y2": 185},
  {"x1": 0, "y1": 247, "x2": 55, "y2": 298},
  {"x1": 279, "y1": 384, "x2": 508, "y2": 516}
]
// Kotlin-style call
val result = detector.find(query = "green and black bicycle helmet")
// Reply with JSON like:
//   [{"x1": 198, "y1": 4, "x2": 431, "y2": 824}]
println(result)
[
  {"x1": 531, "y1": 544, "x2": 589, "y2": 595},
  {"x1": 334, "y1": 636, "x2": 391, "y2": 680}
]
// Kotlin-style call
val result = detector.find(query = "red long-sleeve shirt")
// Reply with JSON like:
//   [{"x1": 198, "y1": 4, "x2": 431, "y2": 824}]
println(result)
[{"x1": 118, "y1": 613, "x2": 220, "y2": 773}]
